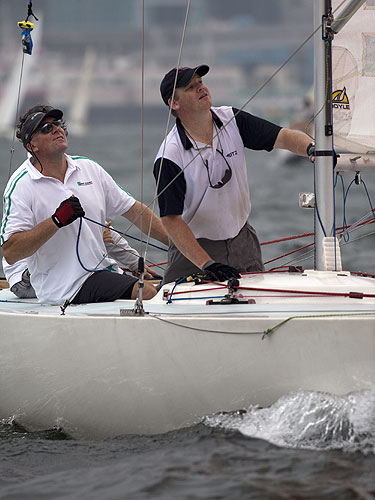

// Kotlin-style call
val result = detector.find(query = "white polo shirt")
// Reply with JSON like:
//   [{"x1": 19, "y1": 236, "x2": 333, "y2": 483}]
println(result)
[
  {"x1": 1, "y1": 257, "x2": 26, "y2": 289},
  {"x1": 1, "y1": 155, "x2": 135, "y2": 303},
  {"x1": 154, "y1": 106, "x2": 281, "y2": 240}
]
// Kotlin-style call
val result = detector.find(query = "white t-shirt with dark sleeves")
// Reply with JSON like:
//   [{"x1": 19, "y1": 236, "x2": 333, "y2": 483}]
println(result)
[
  {"x1": 0, "y1": 154, "x2": 136, "y2": 303},
  {"x1": 153, "y1": 106, "x2": 281, "y2": 241}
]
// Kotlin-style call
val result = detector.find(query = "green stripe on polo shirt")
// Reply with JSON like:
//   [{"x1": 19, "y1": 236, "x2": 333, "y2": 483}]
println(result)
[
  {"x1": 71, "y1": 156, "x2": 134, "y2": 198},
  {"x1": 71, "y1": 155, "x2": 97, "y2": 161},
  {"x1": 1, "y1": 168, "x2": 28, "y2": 245}
]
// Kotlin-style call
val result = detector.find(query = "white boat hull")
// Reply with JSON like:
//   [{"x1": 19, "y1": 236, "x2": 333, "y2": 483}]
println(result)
[{"x1": 0, "y1": 270, "x2": 374, "y2": 439}]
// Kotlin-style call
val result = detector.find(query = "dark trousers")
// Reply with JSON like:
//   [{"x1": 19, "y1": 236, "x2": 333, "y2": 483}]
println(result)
[
  {"x1": 164, "y1": 222, "x2": 264, "y2": 284},
  {"x1": 71, "y1": 270, "x2": 138, "y2": 304}
]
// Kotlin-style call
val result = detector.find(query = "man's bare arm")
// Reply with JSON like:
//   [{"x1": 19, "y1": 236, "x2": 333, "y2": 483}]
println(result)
[
  {"x1": 274, "y1": 128, "x2": 312, "y2": 156},
  {"x1": 2, "y1": 218, "x2": 59, "y2": 265},
  {"x1": 161, "y1": 215, "x2": 212, "y2": 269}
]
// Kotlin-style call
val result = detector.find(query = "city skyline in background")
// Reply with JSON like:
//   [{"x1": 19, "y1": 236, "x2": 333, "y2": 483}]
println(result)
[{"x1": 0, "y1": 0, "x2": 314, "y2": 131}]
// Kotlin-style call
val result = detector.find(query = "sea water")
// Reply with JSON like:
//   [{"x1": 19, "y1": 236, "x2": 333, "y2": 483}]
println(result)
[
  {"x1": 0, "y1": 389, "x2": 374, "y2": 499},
  {"x1": 0, "y1": 123, "x2": 374, "y2": 499}
]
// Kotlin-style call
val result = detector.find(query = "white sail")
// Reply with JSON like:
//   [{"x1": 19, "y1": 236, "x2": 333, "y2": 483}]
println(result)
[
  {"x1": 332, "y1": 1, "x2": 375, "y2": 153},
  {"x1": 68, "y1": 47, "x2": 96, "y2": 136}
]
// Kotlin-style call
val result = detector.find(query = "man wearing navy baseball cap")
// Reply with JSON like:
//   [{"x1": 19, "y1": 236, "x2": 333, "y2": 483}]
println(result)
[
  {"x1": 153, "y1": 64, "x2": 314, "y2": 284},
  {"x1": 160, "y1": 65, "x2": 209, "y2": 106}
]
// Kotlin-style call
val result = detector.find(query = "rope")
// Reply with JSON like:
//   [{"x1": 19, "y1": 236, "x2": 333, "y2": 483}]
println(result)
[
  {"x1": 262, "y1": 214, "x2": 375, "y2": 268},
  {"x1": 152, "y1": 315, "x2": 264, "y2": 335},
  {"x1": 82, "y1": 216, "x2": 167, "y2": 252},
  {"x1": 262, "y1": 311, "x2": 375, "y2": 339},
  {"x1": 171, "y1": 284, "x2": 374, "y2": 302},
  {"x1": 151, "y1": 311, "x2": 374, "y2": 338},
  {"x1": 166, "y1": 276, "x2": 188, "y2": 303},
  {"x1": 261, "y1": 232, "x2": 314, "y2": 246},
  {"x1": 76, "y1": 218, "x2": 107, "y2": 273},
  {"x1": 265, "y1": 242, "x2": 315, "y2": 266}
]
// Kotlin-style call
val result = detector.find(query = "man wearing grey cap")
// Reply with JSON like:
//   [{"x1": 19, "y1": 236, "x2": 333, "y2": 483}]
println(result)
[
  {"x1": 1, "y1": 104, "x2": 168, "y2": 304},
  {"x1": 154, "y1": 65, "x2": 313, "y2": 284}
]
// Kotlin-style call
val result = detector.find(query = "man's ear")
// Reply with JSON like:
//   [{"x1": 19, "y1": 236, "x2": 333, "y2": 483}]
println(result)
[
  {"x1": 168, "y1": 97, "x2": 179, "y2": 111},
  {"x1": 26, "y1": 142, "x2": 37, "y2": 153}
]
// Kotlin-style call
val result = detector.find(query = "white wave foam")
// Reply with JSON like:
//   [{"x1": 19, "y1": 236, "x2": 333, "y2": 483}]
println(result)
[{"x1": 204, "y1": 387, "x2": 375, "y2": 454}]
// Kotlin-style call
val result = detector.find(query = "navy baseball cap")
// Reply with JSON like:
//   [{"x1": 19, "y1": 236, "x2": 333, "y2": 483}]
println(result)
[
  {"x1": 19, "y1": 107, "x2": 63, "y2": 148},
  {"x1": 160, "y1": 65, "x2": 209, "y2": 105}
]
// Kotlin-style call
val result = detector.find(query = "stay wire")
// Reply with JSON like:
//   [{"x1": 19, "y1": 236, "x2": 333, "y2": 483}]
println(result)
[
  {"x1": 8, "y1": 53, "x2": 26, "y2": 182},
  {"x1": 151, "y1": 0, "x2": 192, "y2": 240},
  {"x1": 8, "y1": 1, "x2": 40, "y2": 180},
  {"x1": 139, "y1": 0, "x2": 145, "y2": 261}
]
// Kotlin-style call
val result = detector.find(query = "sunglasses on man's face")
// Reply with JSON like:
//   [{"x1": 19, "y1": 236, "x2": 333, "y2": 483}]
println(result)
[{"x1": 37, "y1": 120, "x2": 64, "y2": 135}]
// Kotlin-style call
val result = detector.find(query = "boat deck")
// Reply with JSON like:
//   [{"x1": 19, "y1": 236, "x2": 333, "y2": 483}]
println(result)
[{"x1": 1, "y1": 270, "x2": 374, "y2": 318}]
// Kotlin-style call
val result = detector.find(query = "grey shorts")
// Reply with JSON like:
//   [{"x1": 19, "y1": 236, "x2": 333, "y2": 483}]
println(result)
[
  {"x1": 10, "y1": 269, "x2": 37, "y2": 299},
  {"x1": 164, "y1": 222, "x2": 264, "y2": 284}
]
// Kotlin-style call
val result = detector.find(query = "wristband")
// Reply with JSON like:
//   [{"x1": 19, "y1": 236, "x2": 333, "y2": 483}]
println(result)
[{"x1": 306, "y1": 141, "x2": 315, "y2": 159}]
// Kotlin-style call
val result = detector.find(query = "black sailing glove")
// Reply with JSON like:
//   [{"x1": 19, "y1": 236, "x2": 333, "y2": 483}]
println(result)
[
  {"x1": 202, "y1": 261, "x2": 241, "y2": 282},
  {"x1": 51, "y1": 196, "x2": 85, "y2": 228},
  {"x1": 306, "y1": 142, "x2": 338, "y2": 166}
]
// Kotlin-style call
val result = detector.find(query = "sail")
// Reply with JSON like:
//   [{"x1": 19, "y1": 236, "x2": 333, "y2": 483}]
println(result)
[
  {"x1": 332, "y1": 0, "x2": 375, "y2": 153},
  {"x1": 68, "y1": 47, "x2": 96, "y2": 136}
]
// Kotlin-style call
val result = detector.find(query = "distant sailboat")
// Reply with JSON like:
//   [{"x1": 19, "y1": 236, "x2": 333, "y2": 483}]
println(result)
[
  {"x1": 0, "y1": 16, "x2": 43, "y2": 138},
  {"x1": 68, "y1": 47, "x2": 96, "y2": 136}
]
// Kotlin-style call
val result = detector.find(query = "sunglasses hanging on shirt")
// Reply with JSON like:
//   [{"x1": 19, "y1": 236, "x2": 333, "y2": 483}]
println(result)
[
  {"x1": 203, "y1": 149, "x2": 232, "y2": 189},
  {"x1": 184, "y1": 122, "x2": 233, "y2": 190}
]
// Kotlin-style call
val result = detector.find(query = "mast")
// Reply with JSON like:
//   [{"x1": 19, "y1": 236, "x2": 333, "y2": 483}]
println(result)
[
  {"x1": 313, "y1": 0, "x2": 369, "y2": 271},
  {"x1": 313, "y1": 0, "x2": 337, "y2": 271}
]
